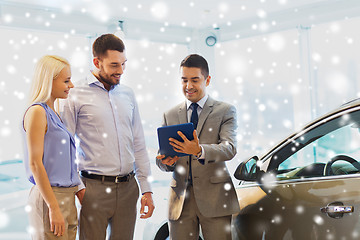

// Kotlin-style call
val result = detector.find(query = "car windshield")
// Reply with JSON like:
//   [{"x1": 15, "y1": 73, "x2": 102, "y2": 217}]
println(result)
[{"x1": 266, "y1": 108, "x2": 360, "y2": 180}]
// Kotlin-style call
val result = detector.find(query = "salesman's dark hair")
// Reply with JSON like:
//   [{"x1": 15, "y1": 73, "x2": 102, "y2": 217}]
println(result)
[
  {"x1": 180, "y1": 54, "x2": 209, "y2": 78},
  {"x1": 92, "y1": 34, "x2": 125, "y2": 58}
]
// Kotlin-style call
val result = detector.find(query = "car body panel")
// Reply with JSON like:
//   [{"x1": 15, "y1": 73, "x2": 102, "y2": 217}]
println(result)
[
  {"x1": 234, "y1": 176, "x2": 360, "y2": 239},
  {"x1": 233, "y1": 100, "x2": 360, "y2": 239}
]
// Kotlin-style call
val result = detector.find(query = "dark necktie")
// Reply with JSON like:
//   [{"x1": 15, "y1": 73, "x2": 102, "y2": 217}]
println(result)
[
  {"x1": 189, "y1": 102, "x2": 199, "y2": 185},
  {"x1": 190, "y1": 102, "x2": 199, "y2": 129}
]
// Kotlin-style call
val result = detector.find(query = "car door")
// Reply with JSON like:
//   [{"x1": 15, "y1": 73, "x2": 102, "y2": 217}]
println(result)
[{"x1": 233, "y1": 107, "x2": 360, "y2": 240}]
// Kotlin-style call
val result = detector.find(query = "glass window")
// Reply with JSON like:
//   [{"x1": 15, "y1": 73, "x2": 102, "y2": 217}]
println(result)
[
  {"x1": 311, "y1": 17, "x2": 360, "y2": 116},
  {"x1": 0, "y1": 27, "x2": 90, "y2": 163},
  {"x1": 276, "y1": 108, "x2": 360, "y2": 180},
  {"x1": 214, "y1": 29, "x2": 303, "y2": 159}
]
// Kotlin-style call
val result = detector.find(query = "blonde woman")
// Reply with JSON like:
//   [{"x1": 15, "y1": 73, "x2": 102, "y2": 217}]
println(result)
[{"x1": 22, "y1": 55, "x2": 82, "y2": 239}]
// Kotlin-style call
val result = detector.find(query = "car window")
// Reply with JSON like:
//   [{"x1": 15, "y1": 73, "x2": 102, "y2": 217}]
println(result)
[{"x1": 273, "y1": 110, "x2": 360, "y2": 180}]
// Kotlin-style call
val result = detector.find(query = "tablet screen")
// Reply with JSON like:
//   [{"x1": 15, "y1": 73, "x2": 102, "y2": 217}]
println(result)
[{"x1": 157, "y1": 123, "x2": 194, "y2": 157}]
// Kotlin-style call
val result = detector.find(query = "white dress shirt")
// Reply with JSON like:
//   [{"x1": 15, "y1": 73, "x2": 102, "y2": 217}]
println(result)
[
  {"x1": 186, "y1": 95, "x2": 208, "y2": 159},
  {"x1": 61, "y1": 72, "x2": 151, "y2": 193}
]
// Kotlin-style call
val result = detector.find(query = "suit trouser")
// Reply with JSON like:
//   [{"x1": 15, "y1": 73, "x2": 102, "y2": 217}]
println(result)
[
  {"x1": 169, "y1": 185, "x2": 232, "y2": 240},
  {"x1": 27, "y1": 185, "x2": 78, "y2": 240},
  {"x1": 79, "y1": 176, "x2": 139, "y2": 240}
]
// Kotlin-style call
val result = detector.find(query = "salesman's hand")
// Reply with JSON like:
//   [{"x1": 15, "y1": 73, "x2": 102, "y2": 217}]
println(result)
[
  {"x1": 76, "y1": 188, "x2": 86, "y2": 205},
  {"x1": 156, "y1": 154, "x2": 179, "y2": 166},
  {"x1": 169, "y1": 130, "x2": 201, "y2": 156},
  {"x1": 140, "y1": 192, "x2": 155, "y2": 219}
]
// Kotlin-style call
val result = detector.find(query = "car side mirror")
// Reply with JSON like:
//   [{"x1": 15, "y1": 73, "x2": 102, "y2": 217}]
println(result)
[{"x1": 234, "y1": 156, "x2": 259, "y2": 181}]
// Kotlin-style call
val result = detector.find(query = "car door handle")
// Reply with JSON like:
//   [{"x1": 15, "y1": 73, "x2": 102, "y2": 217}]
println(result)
[{"x1": 320, "y1": 205, "x2": 354, "y2": 214}]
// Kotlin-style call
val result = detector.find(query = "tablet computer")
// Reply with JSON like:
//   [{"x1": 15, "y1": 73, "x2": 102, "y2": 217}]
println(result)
[{"x1": 157, "y1": 123, "x2": 194, "y2": 157}]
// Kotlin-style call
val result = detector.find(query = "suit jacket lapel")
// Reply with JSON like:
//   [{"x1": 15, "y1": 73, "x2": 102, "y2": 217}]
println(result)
[
  {"x1": 197, "y1": 97, "x2": 214, "y2": 136},
  {"x1": 178, "y1": 101, "x2": 188, "y2": 124}
]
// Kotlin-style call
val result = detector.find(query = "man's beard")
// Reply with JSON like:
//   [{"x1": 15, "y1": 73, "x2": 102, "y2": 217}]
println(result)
[{"x1": 99, "y1": 71, "x2": 119, "y2": 87}]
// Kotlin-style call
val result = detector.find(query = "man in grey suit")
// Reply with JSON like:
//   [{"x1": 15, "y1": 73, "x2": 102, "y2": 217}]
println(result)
[{"x1": 156, "y1": 54, "x2": 240, "y2": 240}]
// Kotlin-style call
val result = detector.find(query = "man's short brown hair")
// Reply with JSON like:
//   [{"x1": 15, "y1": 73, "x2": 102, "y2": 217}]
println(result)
[
  {"x1": 92, "y1": 34, "x2": 125, "y2": 58},
  {"x1": 180, "y1": 54, "x2": 209, "y2": 78}
]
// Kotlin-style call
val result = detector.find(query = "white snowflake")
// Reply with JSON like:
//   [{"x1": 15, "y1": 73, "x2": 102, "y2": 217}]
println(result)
[
  {"x1": 1, "y1": 127, "x2": 11, "y2": 137},
  {"x1": 150, "y1": 2, "x2": 168, "y2": 19},
  {"x1": 271, "y1": 214, "x2": 282, "y2": 224},
  {"x1": 260, "y1": 172, "x2": 277, "y2": 189},
  {"x1": 313, "y1": 215, "x2": 324, "y2": 225},
  {"x1": 224, "y1": 183, "x2": 232, "y2": 191},
  {"x1": 0, "y1": 211, "x2": 9, "y2": 228},
  {"x1": 267, "y1": 34, "x2": 286, "y2": 52},
  {"x1": 296, "y1": 205, "x2": 304, "y2": 214},
  {"x1": 7, "y1": 65, "x2": 16, "y2": 74},
  {"x1": 176, "y1": 165, "x2": 186, "y2": 175},
  {"x1": 256, "y1": 9, "x2": 267, "y2": 19}
]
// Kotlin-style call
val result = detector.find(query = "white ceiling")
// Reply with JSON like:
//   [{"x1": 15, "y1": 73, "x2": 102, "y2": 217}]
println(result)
[
  {"x1": 1, "y1": 0, "x2": 360, "y2": 43},
  {"x1": 0, "y1": 0, "x2": 343, "y2": 28}
]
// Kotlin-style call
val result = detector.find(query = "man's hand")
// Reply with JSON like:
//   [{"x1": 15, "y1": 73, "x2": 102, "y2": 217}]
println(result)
[
  {"x1": 169, "y1": 130, "x2": 201, "y2": 156},
  {"x1": 140, "y1": 192, "x2": 155, "y2": 219},
  {"x1": 156, "y1": 154, "x2": 179, "y2": 166},
  {"x1": 76, "y1": 188, "x2": 86, "y2": 204}
]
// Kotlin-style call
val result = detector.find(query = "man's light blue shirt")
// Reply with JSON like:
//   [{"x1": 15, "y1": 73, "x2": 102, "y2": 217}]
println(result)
[{"x1": 61, "y1": 72, "x2": 151, "y2": 193}]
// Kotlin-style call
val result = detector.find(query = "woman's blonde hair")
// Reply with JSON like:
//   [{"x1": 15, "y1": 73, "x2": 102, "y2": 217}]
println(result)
[{"x1": 28, "y1": 55, "x2": 70, "y2": 104}]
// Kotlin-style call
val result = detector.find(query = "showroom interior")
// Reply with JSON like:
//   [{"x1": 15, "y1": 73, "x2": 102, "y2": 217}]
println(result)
[{"x1": 1, "y1": 0, "x2": 360, "y2": 239}]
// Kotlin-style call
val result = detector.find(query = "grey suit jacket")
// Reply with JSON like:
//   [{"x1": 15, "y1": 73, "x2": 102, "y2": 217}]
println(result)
[{"x1": 156, "y1": 96, "x2": 240, "y2": 220}]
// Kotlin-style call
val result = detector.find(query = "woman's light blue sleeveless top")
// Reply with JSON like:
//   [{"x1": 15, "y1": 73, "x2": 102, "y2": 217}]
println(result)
[{"x1": 23, "y1": 103, "x2": 80, "y2": 187}]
